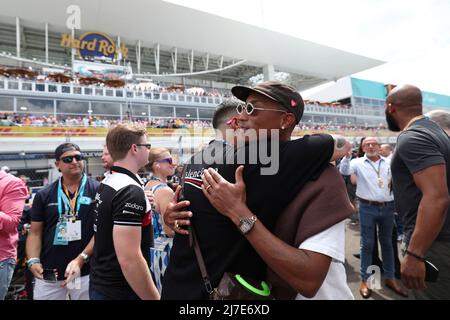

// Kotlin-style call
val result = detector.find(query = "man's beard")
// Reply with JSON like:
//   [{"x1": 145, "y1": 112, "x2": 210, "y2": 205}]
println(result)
[{"x1": 385, "y1": 110, "x2": 401, "y2": 132}]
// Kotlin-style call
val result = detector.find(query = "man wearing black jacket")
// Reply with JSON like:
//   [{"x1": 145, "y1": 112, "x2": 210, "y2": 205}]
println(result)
[{"x1": 162, "y1": 81, "x2": 351, "y2": 299}]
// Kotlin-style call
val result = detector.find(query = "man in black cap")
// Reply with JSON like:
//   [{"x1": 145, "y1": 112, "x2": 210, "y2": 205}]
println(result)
[
  {"x1": 26, "y1": 143, "x2": 100, "y2": 299},
  {"x1": 161, "y1": 81, "x2": 352, "y2": 299}
]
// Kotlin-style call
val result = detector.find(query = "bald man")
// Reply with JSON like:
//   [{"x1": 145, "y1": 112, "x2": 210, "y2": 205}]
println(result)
[
  {"x1": 426, "y1": 110, "x2": 450, "y2": 135},
  {"x1": 385, "y1": 85, "x2": 450, "y2": 299}
]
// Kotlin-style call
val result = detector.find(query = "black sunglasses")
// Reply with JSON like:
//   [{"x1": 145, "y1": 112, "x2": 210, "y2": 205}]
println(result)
[
  {"x1": 60, "y1": 154, "x2": 84, "y2": 164},
  {"x1": 136, "y1": 143, "x2": 152, "y2": 150}
]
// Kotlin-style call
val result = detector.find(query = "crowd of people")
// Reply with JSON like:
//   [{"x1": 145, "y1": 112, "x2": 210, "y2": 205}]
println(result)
[
  {"x1": 1, "y1": 112, "x2": 396, "y2": 138},
  {"x1": 299, "y1": 123, "x2": 389, "y2": 133},
  {"x1": 0, "y1": 80, "x2": 449, "y2": 301},
  {"x1": 1, "y1": 65, "x2": 230, "y2": 98},
  {"x1": 0, "y1": 113, "x2": 212, "y2": 129}
]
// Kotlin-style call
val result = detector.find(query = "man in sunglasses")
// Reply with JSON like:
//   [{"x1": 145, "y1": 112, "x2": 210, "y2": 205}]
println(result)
[
  {"x1": 89, "y1": 124, "x2": 159, "y2": 300},
  {"x1": 26, "y1": 143, "x2": 100, "y2": 299},
  {"x1": 162, "y1": 81, "x2": 352, "y2": 300}
]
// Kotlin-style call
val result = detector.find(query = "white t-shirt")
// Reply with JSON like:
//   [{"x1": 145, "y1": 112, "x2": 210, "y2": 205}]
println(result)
[{"x1": 295, "y1": 220, "x2": 354, "y2": 300}]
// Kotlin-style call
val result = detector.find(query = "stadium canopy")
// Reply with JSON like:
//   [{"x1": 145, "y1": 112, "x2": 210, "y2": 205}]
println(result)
[{"x1": 0, "y1": 0, "x2": 384, "y2": 90}]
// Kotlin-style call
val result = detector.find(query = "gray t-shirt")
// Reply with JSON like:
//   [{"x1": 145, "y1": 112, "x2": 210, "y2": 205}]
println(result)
[{"x1": 391, "y1": 117, "x2": 450, "y2": 244}]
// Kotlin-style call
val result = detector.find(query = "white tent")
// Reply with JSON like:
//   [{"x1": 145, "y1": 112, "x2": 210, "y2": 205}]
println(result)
[{"x1": 186, "y1": 87, "x2": 205, "y2": 95}]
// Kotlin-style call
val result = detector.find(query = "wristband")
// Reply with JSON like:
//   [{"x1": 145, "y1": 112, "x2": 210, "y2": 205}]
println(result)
[
  {"x1": 405, "y1": 249, "x2": 426, "y2": 262},
  {"x1": 27, "y1": 257, "x2": 41, "y2": 268}
]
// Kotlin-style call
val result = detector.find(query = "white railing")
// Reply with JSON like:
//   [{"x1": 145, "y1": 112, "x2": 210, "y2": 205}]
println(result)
[
  {"x1": 0, "y1": 78, "x2": 223, "y2": 105},
  {"x1": 0, "y1": 77, "x2": 388, "y2": 119}
]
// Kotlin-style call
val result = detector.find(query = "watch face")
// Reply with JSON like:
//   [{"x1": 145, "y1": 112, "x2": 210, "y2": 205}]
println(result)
[{"x1": 239, "y1": 219, "x2": 253, "y2": 234}]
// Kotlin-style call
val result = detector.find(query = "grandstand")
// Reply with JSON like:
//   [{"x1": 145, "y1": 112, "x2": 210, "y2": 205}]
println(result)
[
  {"x1": 306, "y1": 77, "x2": 450, "y2": 127},
  {"x1": 0, "y1": 0, "x2": 415, "y2": 184}
]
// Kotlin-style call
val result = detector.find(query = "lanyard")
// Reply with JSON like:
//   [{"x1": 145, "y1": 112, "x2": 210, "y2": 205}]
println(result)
[
  {"x1": 366, "y1": 158, "x2": 382, "y2": 178},
  {"x1": 57, "y1": 175, "x2": 87, "y2": 221}
]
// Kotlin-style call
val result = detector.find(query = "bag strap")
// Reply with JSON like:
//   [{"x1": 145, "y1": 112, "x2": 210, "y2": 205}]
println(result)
[
  {"x1": 191, "y1": 226, "x2": 214, "y2": 295},
  {"x1": 179, "y1": 162, "x2": 214, "y2": 295}
]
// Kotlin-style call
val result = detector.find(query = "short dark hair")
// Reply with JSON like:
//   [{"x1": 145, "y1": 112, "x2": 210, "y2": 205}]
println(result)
[
  {"x1": 54, "y1": 143, "x2": 81, "y2": 160},
  {"x1": 212, "y1": 99, "x2": 240, "y2": 129}
]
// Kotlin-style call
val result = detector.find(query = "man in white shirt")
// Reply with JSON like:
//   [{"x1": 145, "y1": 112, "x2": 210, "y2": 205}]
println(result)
[
  {"x1": 340, "y1": 137, "x2": 407, "y2": 298},
  {"x1": 296, "y1": 220, "x2": 353, "y2": 300},
  {"x1": 380, "y1": 144, "x2": 393, "y2": 160}
]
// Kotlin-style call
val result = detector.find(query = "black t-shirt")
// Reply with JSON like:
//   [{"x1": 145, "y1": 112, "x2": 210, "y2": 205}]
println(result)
[
  {"x1": 30, "y1": 176, "x2": 100, "y2": 280},
  {"x1": 391, "y1": 117, "x2": 450, "y2": 244},
  {"x1": 89, "y1": 166, "x2": 152, "y2": 300},
  {"x1": 161, "y1": 135, "x2": 334, "y2": 299}
]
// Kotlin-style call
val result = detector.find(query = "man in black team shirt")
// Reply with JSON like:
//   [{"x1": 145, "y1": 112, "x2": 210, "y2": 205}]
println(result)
[
  {"x1": 161, "y1": 81, "x2": 351, "y2": 299},
  {"x1": 89, "y1": 123, "x2": 159, "y2": 300}
]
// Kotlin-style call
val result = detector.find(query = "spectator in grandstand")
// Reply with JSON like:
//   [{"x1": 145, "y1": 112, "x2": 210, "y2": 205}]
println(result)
[
  {"x1": 162, "y1": 83, "x2": 353, "y2": 300},
  {"x1": 340, "y1": 137, "x2": 407, "y2": 298},
  {"x1": 0, "y1": 168, "x2": 28, "y2": 300},
  {"x1": 380, "y1": 144, "x2": 394, "y2": 160},
  {"x1": 26, "y1": 143, "x2": 100, "y2": 300},
  {"x1": 386, "y1": 85, "x2": 450, "y2": 299},
  {"x1": 426, "y1": 109, "x2": 450, "y2": 135},
  {"x1": 89, "y1": 124, "x2": 159, "y2": 300}
]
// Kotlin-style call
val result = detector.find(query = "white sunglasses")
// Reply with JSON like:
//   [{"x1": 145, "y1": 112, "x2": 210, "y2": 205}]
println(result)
[{"x1": 236, "y1": 102, "x2": 288, "y2": 116}]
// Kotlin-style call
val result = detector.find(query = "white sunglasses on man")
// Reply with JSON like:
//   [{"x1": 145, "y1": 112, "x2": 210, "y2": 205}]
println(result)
[{"x1": 236, "y1": 102, "x2": 288, "y2": 116}]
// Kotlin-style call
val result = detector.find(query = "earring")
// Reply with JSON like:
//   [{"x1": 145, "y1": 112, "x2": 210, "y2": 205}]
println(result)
[{"x1": 281, "y1": 126, "x2": 285, "y2": 130}]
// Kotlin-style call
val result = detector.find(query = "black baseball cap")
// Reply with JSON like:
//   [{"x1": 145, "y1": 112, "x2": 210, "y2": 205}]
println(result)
[
  {"x1": 231, "y1": 80, "x2": 304, "y2": 124},
  {"x1": 54, "y1": 143, "x2": 81, "y2": 160}
]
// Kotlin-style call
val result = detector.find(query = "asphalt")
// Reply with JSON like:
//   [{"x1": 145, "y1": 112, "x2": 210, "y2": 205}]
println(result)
[{"x1": 344, "y1": 220, "x2": 413, "y2": 300}]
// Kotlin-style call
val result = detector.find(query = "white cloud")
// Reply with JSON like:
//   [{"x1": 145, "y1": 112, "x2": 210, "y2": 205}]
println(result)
[{"x1": 165, "y1": 0, "x2": 450, "y2": 95}]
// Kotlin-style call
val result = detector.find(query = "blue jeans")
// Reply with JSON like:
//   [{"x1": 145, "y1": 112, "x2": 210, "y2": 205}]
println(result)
[
  {"x1": 359, "y1": 202, "x2": 395, "y2": 281},
  {"x1": 395, "y1": 213, "x2": 404, "y2": 237},
  {"x1": 0, "y1": 258, "x2": 16, "y2": 300}
]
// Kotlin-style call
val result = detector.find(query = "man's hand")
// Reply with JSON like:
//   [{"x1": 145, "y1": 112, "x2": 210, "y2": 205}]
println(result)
[
  {"x1": 330, "y1": 135, "x2": 352, "y2": 161},
  {"x1": 29, "y1": 263, "x2": 44, "y2": 280},
  {"x1": 163, "y1": 186, "x2": 192, "y2": 235},
  {"x1": 401, "y1": 255, "x2": 427, "y2": 290},
  {"x1": 201, "y1": 166, "x2": 247, "y2": 221},
  {"x1": 62, "y1": 256, "x2": 83, "y2": 287}
]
